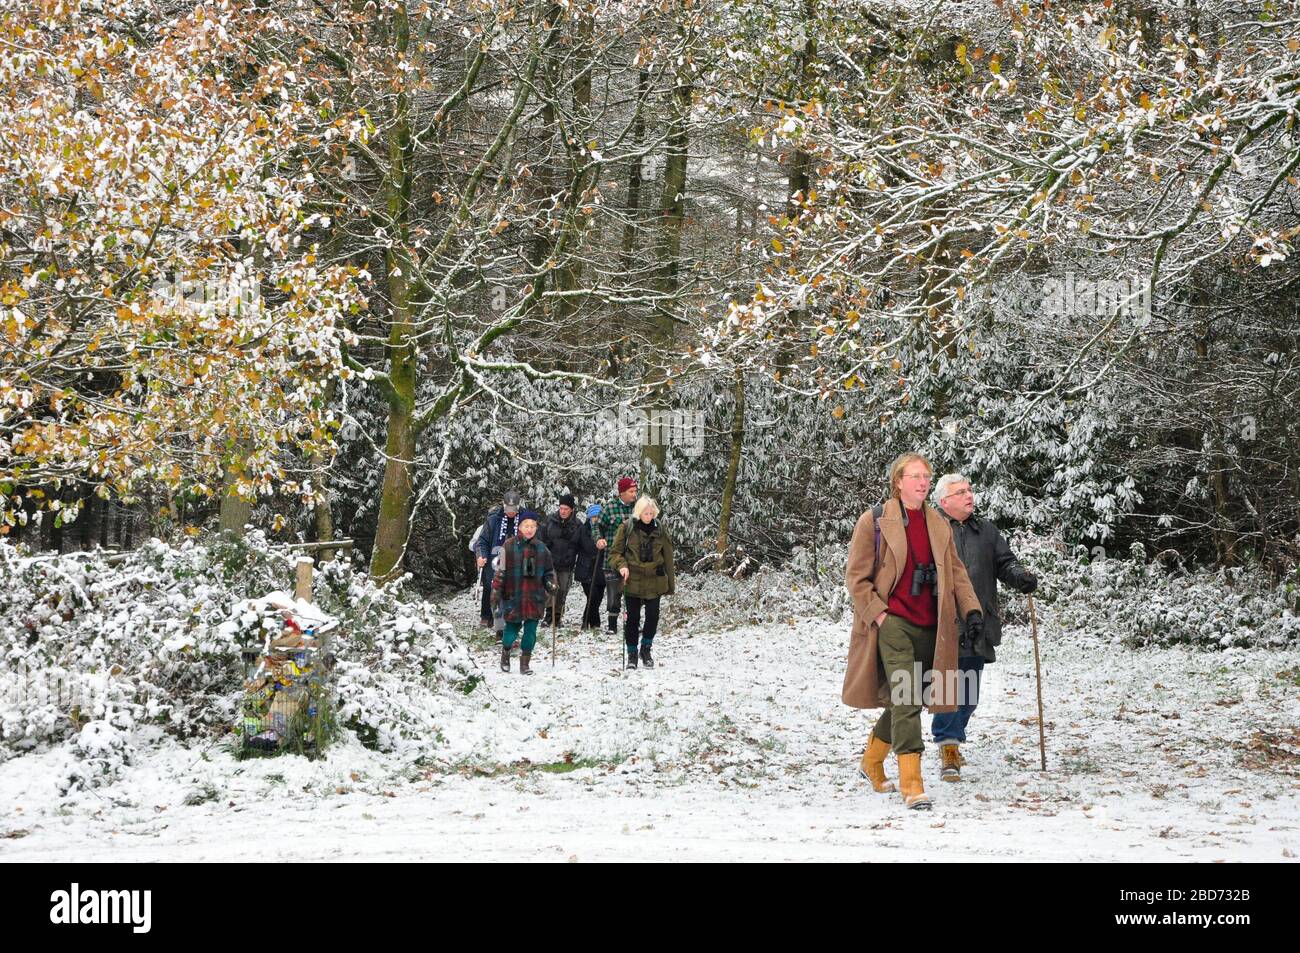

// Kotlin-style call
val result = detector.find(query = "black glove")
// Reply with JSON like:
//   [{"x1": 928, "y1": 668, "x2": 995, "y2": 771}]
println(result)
[
  {"x1": 1018, "y1": 571, "x2": 1039, "y2": 594},
  {"x1": 961, "y1": 611, "x2": 984, "y2": 654}
]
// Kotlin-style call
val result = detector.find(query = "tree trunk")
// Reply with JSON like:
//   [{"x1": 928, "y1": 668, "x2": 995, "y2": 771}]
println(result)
[
  {"x1": 369, "y1": 4, "x2": 419, "y2": 581},
  {"x1": 641, "y1": 38, "x2": 691, "y2": 478},
  {"x1": 369, "y1": 361, "x2": 417, "y2": 580},
  {"x1": 715, "y1": 368, "x2": 746, "y2": 567},
  {"x1": 368, "y1": 238, "x2": 419, "y2": 580},
  {"x1": 311, "y1": 379, "x2": 339, "y2": 563},
  {"x1": 218, "y1": 460, "x2": 253, "y2": 538}
]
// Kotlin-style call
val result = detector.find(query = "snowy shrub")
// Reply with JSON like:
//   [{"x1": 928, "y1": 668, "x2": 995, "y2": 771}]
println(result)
[
  {"x1": 670, "y1": 544, "x2": 853, "y2": 630},
  {"x1": 59, "y1": 711, "x2": 137, "y2": 795},
  {"x1": 0, "y1": 534, "x2": 483, "y2": 770},
  {"x1": 681, "y1": 530, "x2": 1299, "y2": 651},
  {"x1": 1007, "y1": 536, "x2": 1300, "y2": 650},
  {"x1": 319, "y1": 556, "x2": 482, "y2": 756}
]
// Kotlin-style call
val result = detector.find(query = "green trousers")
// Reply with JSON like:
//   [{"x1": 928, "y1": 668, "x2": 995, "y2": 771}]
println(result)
[
  {"x1": 870, "y1": 614, "x2": 937, "y2": 755},
  {"x1": 502, "y1": 619, "x2": 539, "y2": 654}
]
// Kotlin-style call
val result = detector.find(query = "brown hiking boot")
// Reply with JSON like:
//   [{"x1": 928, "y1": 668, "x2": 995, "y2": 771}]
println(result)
[
  {"x1": 520, "y1": 653, "x2": 533, "y2": 676},
  {"x1": 499, "y1": 645, "x2": 511, "y2": 673},
  {"x1": 898, "y1": 753, "x2": 932, "y2": 810},
  {"x1": 940, "y1": 743, "x2": 962, "y2": 782},
  {"x1": 858, "y1": 735, "x2": 896, "y2": 793}
]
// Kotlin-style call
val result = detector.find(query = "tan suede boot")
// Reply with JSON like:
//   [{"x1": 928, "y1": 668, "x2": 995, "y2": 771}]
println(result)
[
  {"x1": 940, "y1": 742, "x2": 962, "y2": 782},
  {"x1": 897, "y1": 753, "x2": 932, "y2": 810},
  {"x1": 858, "y1": 736, "x2": 896, "y2": 793}
]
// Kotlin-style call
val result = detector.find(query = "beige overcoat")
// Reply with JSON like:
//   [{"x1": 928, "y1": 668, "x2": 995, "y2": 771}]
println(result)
[{"x1": 841, "y1": 499, "x2": 982, "y2": 713}]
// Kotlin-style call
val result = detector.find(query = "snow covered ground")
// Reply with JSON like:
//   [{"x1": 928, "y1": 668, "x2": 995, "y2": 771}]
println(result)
[{"x1": 2, "y1": 584, "x2": 1297, "y2": 862}]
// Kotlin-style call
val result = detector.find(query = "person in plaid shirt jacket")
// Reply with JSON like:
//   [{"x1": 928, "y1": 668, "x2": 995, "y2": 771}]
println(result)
[
  {"x1": 492, "y1": 509, "x2": 557, "y2": 675},
  {"x1": 592, "y1": 476, "x2": 638, "y2": 633}
]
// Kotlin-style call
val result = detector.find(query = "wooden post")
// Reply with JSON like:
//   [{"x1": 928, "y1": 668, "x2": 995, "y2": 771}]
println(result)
[{"x1": 295, "y1": 556, "x2": 315, "y2": 604}]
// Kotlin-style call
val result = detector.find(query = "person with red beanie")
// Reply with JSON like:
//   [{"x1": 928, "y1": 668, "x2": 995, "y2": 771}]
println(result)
[{"x1": 591, "y1": 476, "x2": 638, "y2": 633}]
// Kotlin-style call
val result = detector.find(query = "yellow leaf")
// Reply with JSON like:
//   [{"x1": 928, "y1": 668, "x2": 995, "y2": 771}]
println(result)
[
  {"x1": 956, "y1": 43, "x2": 967, "y2": 64},
  {"x1": 771, "y1": 238, "x2": 784, "y2": 253},
  {"x1": 990, "y1": 55, "x2": 1001, "y2": 75},
  {"x1": 832, "y1": 405, "x2": 846, "y2": 419}
]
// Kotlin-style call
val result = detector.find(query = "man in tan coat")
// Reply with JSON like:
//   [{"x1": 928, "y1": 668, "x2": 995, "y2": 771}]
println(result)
[{"x1": 842, "y1": 452, "x2": 983, "y2": 810}]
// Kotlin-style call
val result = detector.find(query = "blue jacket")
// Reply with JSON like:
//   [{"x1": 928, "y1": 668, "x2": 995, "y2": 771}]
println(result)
[{"x1": 475, "y1": 506, "x2": 521, "y2": 561}]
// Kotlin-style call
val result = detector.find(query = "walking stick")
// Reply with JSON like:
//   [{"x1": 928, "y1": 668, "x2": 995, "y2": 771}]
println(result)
[
  {"x1": 1028, "y1": 593, "x2": 1047, "y2": 771},
  {"x1": 550, "y1": 589, "x2": 558, "y2": 668}
]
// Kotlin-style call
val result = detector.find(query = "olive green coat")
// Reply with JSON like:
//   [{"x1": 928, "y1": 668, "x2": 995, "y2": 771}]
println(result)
[{"x1": 609, "y1": 518, "x2": 676, "y2": 599}]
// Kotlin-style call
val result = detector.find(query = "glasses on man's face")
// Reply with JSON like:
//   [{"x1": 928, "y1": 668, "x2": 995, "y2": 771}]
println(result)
[
  {"x1": 947, "y1": 488, "x2": 974, "y2": 498},
  {"x1": 903, "y1": 472, "x2": 932, "y2": 483}
]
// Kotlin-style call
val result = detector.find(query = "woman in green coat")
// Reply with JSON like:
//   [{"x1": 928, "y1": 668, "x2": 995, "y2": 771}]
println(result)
[{"x1": 609, "y1": 496, "x2": 675, "y2": 669}]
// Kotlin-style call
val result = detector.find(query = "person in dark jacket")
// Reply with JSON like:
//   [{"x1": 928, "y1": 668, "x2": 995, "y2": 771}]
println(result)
[
  {"x1": 592, "y1": 476, "x2": 638, "y2": 633},
  {"x1": 540, "y1": 493, "x2": 594, "y2": 628},
  {"x1": 474, "y1": 489, "x2": 523, "y2": 627},
  {"x1": 608, "y1": 495, "x2": 675, "y2": 670},
  {"x1": 575, "y1": 503, "x2": 606, "y2": 630},
  {"x1": 932, "y1": 473, "x2": 1039, "y2": 780},
  {"x1": 491, "y1": 509, "x2": 556, "y2": 675}
]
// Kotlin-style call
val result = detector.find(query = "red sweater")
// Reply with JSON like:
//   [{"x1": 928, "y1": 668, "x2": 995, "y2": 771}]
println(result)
[{"x1": 887, "y1": 505, "x2": 938, "y2": 628}]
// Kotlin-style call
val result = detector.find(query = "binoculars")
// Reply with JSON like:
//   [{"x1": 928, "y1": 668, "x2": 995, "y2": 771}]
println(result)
[{"x1": 910, "y1": 562, "x2": 938, "y2": 597}]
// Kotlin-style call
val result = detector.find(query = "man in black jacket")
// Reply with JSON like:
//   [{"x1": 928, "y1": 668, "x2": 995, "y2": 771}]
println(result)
[
  {"x1": 932, "y1": 473, "x2": 1039, "y2": 781},
  {"x1": 540, "y1": 493, "x2": 594, "y2": 628}
]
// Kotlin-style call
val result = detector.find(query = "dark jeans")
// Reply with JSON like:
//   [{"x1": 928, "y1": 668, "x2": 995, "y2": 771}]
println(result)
[
  {"x1": 604, "y1": 567, "x2": 624, "y2": 615},
  {"x1": 545, "y1": 570, "x2": 574, "y2": 625},
  {"x1": 930, "y1": 656, "x2": 985, "y2": 744},
  {"x1": 478, "y1": 563, "x2": 494, "y2": 621},
  {"x1": 578, "y1": 572, "x2": 605, "y2": 627},
  {"x1": 624, "y1": 594, "x2": 660, "y2": 648}
]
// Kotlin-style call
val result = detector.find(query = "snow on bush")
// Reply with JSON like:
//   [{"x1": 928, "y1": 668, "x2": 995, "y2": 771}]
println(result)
[
  {"x1": 673, "y1": 532, "x2": 1299, "y2": 651},
  {"x1": 0, "y1": 533, "x2": 484, "y2": 780},
  {"x1": 60, "y1": 711, "x2": 137, "y2": 795},
  {"x1": 998, "y1": 537, "x2": 1299, "y2": 650},
  {"x1": 670, "y1": 544, "x2": 851, "y2": 629}
]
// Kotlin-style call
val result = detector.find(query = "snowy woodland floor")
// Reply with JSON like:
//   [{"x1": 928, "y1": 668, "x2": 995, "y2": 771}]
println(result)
[{"x1": 2, "y1": 580, "x2": 1298, "y2": 862}]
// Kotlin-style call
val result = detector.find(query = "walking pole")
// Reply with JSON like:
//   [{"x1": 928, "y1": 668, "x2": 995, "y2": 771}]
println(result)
[
  {"x1": 1028, "y1": 593, "x2": 1047, "y2": 771},
  {"x1": 551, "y1": 590, "x2": 558, "y2": 668},
  {"x1": 616, "y1": 569, "x2": 627, "y2": 673}
]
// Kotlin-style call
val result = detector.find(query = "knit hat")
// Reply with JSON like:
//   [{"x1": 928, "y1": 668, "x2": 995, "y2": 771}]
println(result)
[
  {"x1": 518, "y1": 509, "x2": 542, "y2": 524},
  {"x1": 558, "y1": 493, "x2": 576, "y2": 508},
  {"x1": 586, "y1": 503, "x2": 602, "y2": 519},
  {"x1": 617, "y1": 477, "x2": 638, "y2": 494}
]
